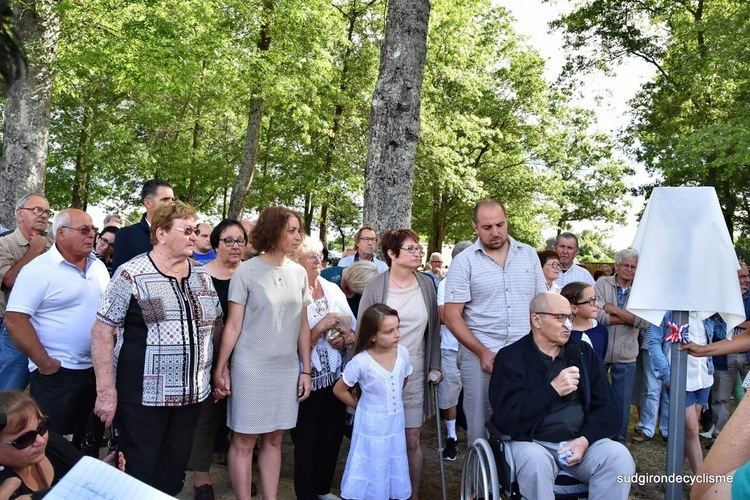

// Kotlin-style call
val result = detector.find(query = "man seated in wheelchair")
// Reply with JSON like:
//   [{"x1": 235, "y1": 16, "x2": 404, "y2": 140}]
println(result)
[{"x1": 488, "y1": 292, "x2": 635, "y2": 500}]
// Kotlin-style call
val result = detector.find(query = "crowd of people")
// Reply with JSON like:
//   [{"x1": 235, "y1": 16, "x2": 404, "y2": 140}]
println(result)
[{"x1": 0, "y1": 185, "x2": 748, "y2": 500}]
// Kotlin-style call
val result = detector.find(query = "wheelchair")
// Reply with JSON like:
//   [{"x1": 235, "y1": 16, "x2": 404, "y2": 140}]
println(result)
[{"x1": 460, "y1": 421, "x2": 589, "y2": 499}]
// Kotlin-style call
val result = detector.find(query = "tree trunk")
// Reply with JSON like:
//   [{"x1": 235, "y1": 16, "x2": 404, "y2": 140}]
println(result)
[
  {"x1": 0, "y1": 0, "x2": 60, "y2": 224},
  {"x1": 71, "y1": 106, "x2": 90, "y2": 209},
  {"x1": 362, "y1": 0, "x2": 429, "y2": 234},
  {"x1": 317, "y1": 1, "x2": 373, "y2": 242},
  {"x1": 227, "y1": 0, "x2": 272, "y2": 219},
  {"x1": 186, "y1": 117, "x2": 201, "y2": 205},
  {"x1": 303, "y1": 192, "x2": 314, "y2": 232},
  {"x1": 319, "y1": 203, "x2": 329, "y2": 244},
  {"x1": 427, "y1": 189, "x2": 446, "y2": 256}
]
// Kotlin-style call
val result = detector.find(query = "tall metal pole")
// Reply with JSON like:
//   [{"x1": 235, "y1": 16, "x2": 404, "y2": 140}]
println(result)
[{"x1": 665, "y1": 310, "x2": 689, "y2": 500}]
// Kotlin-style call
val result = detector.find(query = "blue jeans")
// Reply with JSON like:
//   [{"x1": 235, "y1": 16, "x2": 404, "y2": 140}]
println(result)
[
  {"x1": 0, "y1": 319, "x2": 30, "y2": 390},
  {"x1": 659, "y1": 385, "x2": 669, "y2": 437},
  {"x1": 636, "y1": 349, "x2": 662, "y2": 437},
  {"x1": 605, "y1": 361, "x2": 637, "y2": 442}
]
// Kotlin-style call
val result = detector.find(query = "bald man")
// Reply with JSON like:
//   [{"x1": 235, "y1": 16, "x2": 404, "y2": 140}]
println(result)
[{"x1": 489, "y1": 292, "x2": 634, "y2": 499}]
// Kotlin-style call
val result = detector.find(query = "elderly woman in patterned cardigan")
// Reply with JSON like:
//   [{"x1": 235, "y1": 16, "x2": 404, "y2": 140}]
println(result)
[{"x1": 91, "y1": 201, "x2": 222, "y2": 496}]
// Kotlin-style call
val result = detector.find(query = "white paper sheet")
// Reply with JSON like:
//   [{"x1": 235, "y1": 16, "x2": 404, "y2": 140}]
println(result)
[
  {"x1": 627, "y1": 186, "x2": 745, "y2": 330},
  {"x1": 44, "y1": 455, "x2": 172, "y2": 500}
]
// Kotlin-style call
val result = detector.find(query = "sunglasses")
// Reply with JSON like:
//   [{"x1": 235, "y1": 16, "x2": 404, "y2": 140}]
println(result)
[
  {"x1": 2, "y1": 417, "x2": 49, "y2": 450},
  {"x1": 62, "y1": 225, "x2": 98, "y2": 236},
  {"x1": 173, "y1": 226, "x2": 196, "y2": 236}
]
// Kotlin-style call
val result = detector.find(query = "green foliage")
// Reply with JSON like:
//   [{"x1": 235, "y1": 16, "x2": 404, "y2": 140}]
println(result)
[
  {"x1": 15, "y1": 0, "x2": 631, "y2": 247},
  {"x1": 577, "y1": 229, "x2": 616, "y2": 262},
  {"x1": 413, "y1": 0, "x2": 630, "y2": 250},
  {"x1": 551, "y1": 0, "x2": 750, "y2": 240}
]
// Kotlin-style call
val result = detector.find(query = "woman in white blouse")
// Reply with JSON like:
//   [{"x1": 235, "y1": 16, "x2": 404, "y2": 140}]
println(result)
[{"x1": 292, "y1": 236, "x2": 356, "y2": 500}]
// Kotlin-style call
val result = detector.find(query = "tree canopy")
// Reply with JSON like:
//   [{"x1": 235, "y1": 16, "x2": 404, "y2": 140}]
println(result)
[
  {"x1": 551, "y1": 0, "x2": 750, "y2": 241},
  {"x1": 1, "y1": 0, "x2": 635, "y2": 252}
]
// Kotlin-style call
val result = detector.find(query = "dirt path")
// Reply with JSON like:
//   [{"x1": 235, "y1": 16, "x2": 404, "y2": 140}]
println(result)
[{"x1": 177, "y1": 414, "x2": 701, "y2": 498}]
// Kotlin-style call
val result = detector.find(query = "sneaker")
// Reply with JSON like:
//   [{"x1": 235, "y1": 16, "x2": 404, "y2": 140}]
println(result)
[
  {"x1": 443, "y1": 437, "x2": 458, "y2": 461},
  {"x1": 318, "y1": 494, "x2": 342, "y2": 500},
  {"x1": 194, "y1": 484, "x2": 215, "y2": 500},
  {"x1": 699, "y1": 424, "x2": 716, "y2": 439},
  {"x1": 631, "y1": 429, "x2": 652, "y2": 444}
]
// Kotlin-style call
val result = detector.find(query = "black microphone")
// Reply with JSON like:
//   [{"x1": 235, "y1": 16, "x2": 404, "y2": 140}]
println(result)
[
  {"x1": 564, "y1": 343, "x2": 583, "y2": 402},
  {"x1": 566, "y1": 342, "x2": 582, "y2": 370}
]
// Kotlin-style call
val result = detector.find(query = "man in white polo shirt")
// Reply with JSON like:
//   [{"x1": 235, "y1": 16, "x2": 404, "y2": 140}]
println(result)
[
  {"x1": 554, "y1": 232, "x2": 595, "y2": 287},
  {"x1": 5, "y1": 208, "x2": 109, "y2": 448}
]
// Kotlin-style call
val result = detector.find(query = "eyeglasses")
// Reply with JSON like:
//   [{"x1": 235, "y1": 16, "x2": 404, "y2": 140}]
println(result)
[
  {"x1": 575, "y1": 298, "x2": 598, "y2": 307},
  {"x1": 220, "y1": 238, "x2": 246, "y2": 247},
  {"x1": 430, "y1": 260, "x2": 443, "y2": 264},
  {"x1": 544, "y1": 262, "x2": 561, "y2": 269},
  {"x1": 358, "y1": 237, "x2": 376, "y2": 243},
  {"x1": 98, "y1": 238, "x2": 115, "y2": 248},
  {"x1": 2, "y1": 417, "x2": 49, "y2": 450},
  {"x1": 173, "y1": 226, "x2": 196, "y2": 236},
  {"x1": 535, "y1": 312, "x2": 575, "y2": 323},
  {"x1": 19, "y1": 206, "x2": 54, "y2": 218},
  {"x1": 618, "y1": 263, "x2": 637, "y2": 270},
  {"x1": 62, "y1": 225, "x2": 98, "y2": 236},
  {"x1": 400, "y1": 246, "x2": 424, "y2": 254}
]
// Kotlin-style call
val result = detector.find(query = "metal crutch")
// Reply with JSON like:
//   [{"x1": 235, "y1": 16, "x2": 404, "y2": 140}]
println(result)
[{"x1": 429, "y1": 373, "x2": 448, "y2": 500}]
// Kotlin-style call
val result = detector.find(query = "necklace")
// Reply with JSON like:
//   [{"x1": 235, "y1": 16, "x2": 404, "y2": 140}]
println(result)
[{"x1": 390, "y1": 273, "x2": 416, "y2": 289}]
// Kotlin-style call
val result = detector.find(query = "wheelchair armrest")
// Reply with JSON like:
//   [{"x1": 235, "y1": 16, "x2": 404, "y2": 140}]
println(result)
[{"x1": 485, "y1": 420, "x2": 512, "y2": 442}]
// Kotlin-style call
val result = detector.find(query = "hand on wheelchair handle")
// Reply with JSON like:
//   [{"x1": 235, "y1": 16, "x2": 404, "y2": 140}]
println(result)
[{"x1": 551, "y1": 366, "x2": 579, "y2": 396}]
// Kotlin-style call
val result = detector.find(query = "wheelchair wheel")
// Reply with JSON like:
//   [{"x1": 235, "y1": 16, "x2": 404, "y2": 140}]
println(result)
[{"x1": 460, "y1": 438, "x2": 500, "y2": 500}]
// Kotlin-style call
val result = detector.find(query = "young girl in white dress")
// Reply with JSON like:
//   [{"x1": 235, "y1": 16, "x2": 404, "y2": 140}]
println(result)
[{"x1": 333, "y1": 303, "x2": 412, "y2": 500}]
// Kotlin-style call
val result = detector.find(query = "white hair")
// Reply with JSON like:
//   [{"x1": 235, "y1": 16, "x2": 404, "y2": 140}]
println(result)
[
  {"x1": 346, "y1": 261, "x2": 378, "y2": 295},
  {"x1": 300, "y1": 236, "x2": 324, "y2": 255},
  {"x1": 51, "y1": 209, "x2": 73, "y2": 235},
  {"x1": 15, "y1": 193, "x2": 45, "y2": 212},
  {"x1": 615, "y1": 247, "x2": 639, "y2": 264}
]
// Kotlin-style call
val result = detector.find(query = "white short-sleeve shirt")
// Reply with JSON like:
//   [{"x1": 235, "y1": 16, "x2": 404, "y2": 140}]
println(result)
[
  {"x1": 6, "y1": 244, "x2": 110, "y2": 370},
  {"x1": 555, "y1": 263, "x2": 595, "y2": 288},
  {"x1": 437, "y1": 279, "x2": 458, "y2": 351}
]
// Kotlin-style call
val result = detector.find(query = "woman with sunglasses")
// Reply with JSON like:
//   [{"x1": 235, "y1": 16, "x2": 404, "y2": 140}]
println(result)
[
  {"x1": 91, "y1": 202, "x2": 222, "y2": 496},
  {"x1": 0, "y1": 391, "x2": 123, "y2": 498},
  {"x1": 356, "y1": 228, "x2": 441, "y2": 500},
  {"x1": 187, "y1": 219, "x2": 247, "y2": 500}
]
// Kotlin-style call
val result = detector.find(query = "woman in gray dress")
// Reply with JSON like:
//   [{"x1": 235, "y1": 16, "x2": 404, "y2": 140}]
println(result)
[{"x1": 212, "y1": 206, "x2": 313, "y2": 500}]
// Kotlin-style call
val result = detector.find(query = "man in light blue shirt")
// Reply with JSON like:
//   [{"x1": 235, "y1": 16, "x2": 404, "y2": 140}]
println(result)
[{"x1": 338, "y1": 226, "x2": 388, "y2": 274}]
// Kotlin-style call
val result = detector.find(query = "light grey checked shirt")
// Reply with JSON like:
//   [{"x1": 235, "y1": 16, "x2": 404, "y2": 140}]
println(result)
[{"x1": 444, "y1": 236, "x2": 547, "y2": 352}]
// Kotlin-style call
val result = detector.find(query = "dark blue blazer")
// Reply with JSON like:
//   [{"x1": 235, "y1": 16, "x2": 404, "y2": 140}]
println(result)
[{"x1": 112, "y1": 214, "x2": 152, "y2": 273}]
